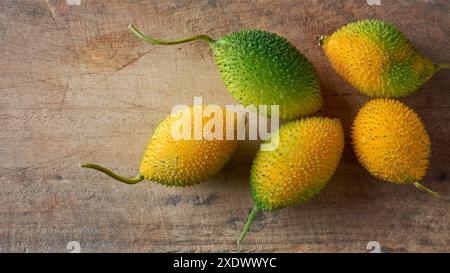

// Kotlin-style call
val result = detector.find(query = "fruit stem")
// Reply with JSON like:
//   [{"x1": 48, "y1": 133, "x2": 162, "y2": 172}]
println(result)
[
  {"x1": 436, "y1": 63, "x2": 450, "y2": 71},
  {"x1": 318, "y1": 35, "x2": 327, "y2": 46},
  {"x1": 237, "y1": 206, "x2": 259, "y2": 245},
  {"x1": 81, "y1": 163, "x2": 144, "y2": 184},
  {"x1": 128, "y1": 25, "x2": 215, "y2": 45},
  {"x1": 413, "y1": 181, "x2": 440, "y2": 198}
]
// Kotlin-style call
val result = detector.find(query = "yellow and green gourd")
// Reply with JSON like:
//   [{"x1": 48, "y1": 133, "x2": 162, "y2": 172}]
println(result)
[
  {"x1": 352, "y1": 99, "x2": 440, "y2": 197},
  {"x1": 82, "y1": 106, "x2": 237, "y2": 186},
  {"x1": 238, "y1": 117, "x2": 344, "y2": 244},
  {"x1": 320, "y1": 19, "x2": 448, "y2": 97},
  {"x1": 128, "y1": 25, "x2": 322, "y2": 120}
]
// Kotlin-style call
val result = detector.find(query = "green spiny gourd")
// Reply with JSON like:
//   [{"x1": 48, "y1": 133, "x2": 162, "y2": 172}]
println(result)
[
  {"x1": 238, "y1": 117, "x2": 344, "y2": 244},
  {"x1": 128, "y1": 25, "x2": 322, "y2": 120},
  {"x1": 320, "y1": 19, "x2": 448, "y2": 97},
  {"x1": 82, "y1": 106, "x2": 237, "y2": 186}
]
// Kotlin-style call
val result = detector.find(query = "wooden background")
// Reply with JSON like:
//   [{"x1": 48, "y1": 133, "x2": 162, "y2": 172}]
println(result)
[{"x1": 0, "y1": 0, "x2": 449, "y2": 253}]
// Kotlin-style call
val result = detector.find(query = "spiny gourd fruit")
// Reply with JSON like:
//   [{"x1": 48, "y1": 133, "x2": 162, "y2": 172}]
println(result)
[
  {"x1": 238, "y1": 117, "x2": 344, "y2": 244},
  {"x1": 352, "y1": 99, "x2": 440, "y2": 197},
  {"x1": 82, "y1": 106, "x2": 237, "y2": 186},
  {"x1": 320, "y1": 19, "x2": 448, "y2": 97},
  {"x1": 128, "y1": 25, "x2": 322, "y2": 120}
]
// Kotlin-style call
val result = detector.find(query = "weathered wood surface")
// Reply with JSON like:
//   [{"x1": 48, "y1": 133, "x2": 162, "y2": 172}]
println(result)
[{"x1": 0, "y1": 0, "x2": 449, "y2": 253}]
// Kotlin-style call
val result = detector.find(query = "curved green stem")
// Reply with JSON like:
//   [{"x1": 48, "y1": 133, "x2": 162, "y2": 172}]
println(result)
[
  {"x1": 413, "y1": 181, "x2": 440, "y2": 198},
  {"x1": 436, "y1": 63, "x2": 450, "y2": 71},
  {"x1": 128, "y1": 25, "x2": 215, "y2": 45},
  {"x1": 237, "y1": 206, "x2": 259, "y2": 245},
  {"x1": 81, "y1": 163, "x2": 144, "y2": 185}
]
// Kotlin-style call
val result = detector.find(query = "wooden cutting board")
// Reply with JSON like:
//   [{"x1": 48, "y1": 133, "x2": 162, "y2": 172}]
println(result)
[{"x1": 0, "y1": 0, "x2": 449, "y2": 252}]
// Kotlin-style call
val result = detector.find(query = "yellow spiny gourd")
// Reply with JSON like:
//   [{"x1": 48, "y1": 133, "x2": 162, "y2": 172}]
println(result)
[
  {"x1": 82, "y1": 106, "x2": 237, "y2": 186},
  {"x1": 238, "y1": 117, "x2": 344, "y2": 244},
  {"x1": 320, "y1": 19, "x2": 448, "y2": 97},
  {"x1": 352, "y1": 99, "x2": 439, "y2": 197}
]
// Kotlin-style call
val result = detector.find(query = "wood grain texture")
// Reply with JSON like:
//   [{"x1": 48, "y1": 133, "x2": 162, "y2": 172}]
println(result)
[{"x1": 0, "y1": 0, "x2": 449, "y2": 253}]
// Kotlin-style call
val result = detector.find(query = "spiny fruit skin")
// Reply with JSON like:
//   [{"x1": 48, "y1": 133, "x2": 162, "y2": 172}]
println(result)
[
  {"x1": 83, "y1": 106, "x2": 237, "y2": 187},
  {"x1": 140, "y1": 106, "x2": 237, "y2": 186},
  {"x1": 321, "y1": 19, "x2": 443, "y2": 98},
  {"x1": 251, "y1": 117, "x2": 344, "y2": 211},
  {"x1": 128, "y1": 26, "x2": 322, "y2": 120},
  {"x1": 212, "y1": 30, "x2": 322, "y2": 120},
  {"x1": 352, "y1": 99, "x2": 430, "y2": 184}
]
